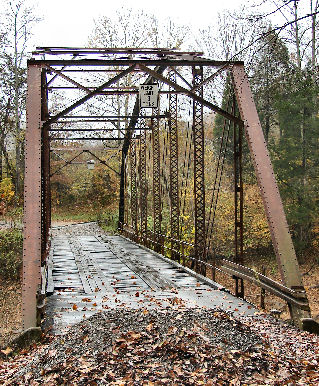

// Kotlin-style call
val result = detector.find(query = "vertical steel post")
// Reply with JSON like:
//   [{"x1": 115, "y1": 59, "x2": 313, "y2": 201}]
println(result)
[
  {"x1": 130, "y1": 139, "x2": 138, "y2": 239},
  {"x1": 231, "y1": 64, "x2": 310, "y2": 326},
  {"x1": 124, "y1": 156, "x2": 129, "y2": 227},
  {"x1": 139, "y1": 119, "x2": 148, "y2": 245},
  {"x1": 192, "y1": 66, "x2": 206, "y2": 275},
  {"x1": 22, "y1": 63, "x2": 43, "y2": 329},
  {"x1": 233, "y1": 94, "x2": 244, "y2": 297},
  {"x1": 41, "y1": 70, "x2": 51, "y2": 263},
  {"x1": 169, "y1": 70, "x2": 180, "y2": 261},
  {"x1": 152, "y1": 114, "x2": 162, "y2": 252}
]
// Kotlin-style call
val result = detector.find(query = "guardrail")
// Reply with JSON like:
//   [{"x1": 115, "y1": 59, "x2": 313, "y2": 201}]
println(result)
[{"x1": 119, "y1": 223, "x2": 310, "y2": 313}]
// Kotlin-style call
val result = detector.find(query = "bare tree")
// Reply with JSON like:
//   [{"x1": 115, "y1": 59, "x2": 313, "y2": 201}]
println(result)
[
  {"x1": 0, "y1": 0, "x2": 40, "y2": 194},
  {"x1": 89, "y1": 7, "x2": 190, "y2": 49},
  {"x1": 88, "y1": 8, "x2": 191, "y2": 132}
]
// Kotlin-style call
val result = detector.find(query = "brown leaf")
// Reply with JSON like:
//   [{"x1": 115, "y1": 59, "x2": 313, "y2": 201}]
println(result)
[
  {"x1": 146, "y1": 323, "x2": 153, "y2": 332},
  {"x1": 1, "y1": 347, "x2": 13, "y2": 356},
  {"x1": 72, "y1": 304, "x2": 78, "y2": 310}
]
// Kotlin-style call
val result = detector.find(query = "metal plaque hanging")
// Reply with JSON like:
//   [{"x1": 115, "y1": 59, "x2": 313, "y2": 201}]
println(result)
[{"x1": 139, "y1": 84, "x2": 159, "y2": 108}]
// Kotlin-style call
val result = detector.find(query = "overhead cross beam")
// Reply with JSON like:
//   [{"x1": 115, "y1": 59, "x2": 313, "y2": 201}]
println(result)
[
  {"x1": 137, "y1": 64, "x2": 243, "y2": 125},
  {"x1": 44, "y1": 64, "x2": 137, "y2": 126}
]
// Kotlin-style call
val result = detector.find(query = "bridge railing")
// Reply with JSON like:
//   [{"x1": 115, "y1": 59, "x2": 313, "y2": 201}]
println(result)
[{"x1": 120, "y1": 222, "x2": 310, "y2": 313}]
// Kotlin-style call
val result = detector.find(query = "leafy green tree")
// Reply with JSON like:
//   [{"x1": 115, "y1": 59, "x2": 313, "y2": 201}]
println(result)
[
  {"x1": 271, "y1": 68, "x2": 319, "y2": 255},
  {"x1": 250, "y1": 29, "x2": 290, "y2": 142}
]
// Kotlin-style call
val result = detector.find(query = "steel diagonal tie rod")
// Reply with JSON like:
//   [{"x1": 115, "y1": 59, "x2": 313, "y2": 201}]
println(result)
[
  {"x1": 50, "y1": 151, "x2": 85, "y2": 177},
  {"x1": 84, "y1": 150, "x2": 121, "y2": 176},
  {"x1": 46, "y1": 55, "x2": 78, "y2": 86},
  {"x1": 43, "y1": 64, "x2": 137, "y2": 126},
  {"x1": 44, "y1": 64, "x2": 91, "y2": 94},
  {"x1": 137, "y1": 64, "x2": 243, "y2": 125},
  {"x1": 190, "y1": 64, "x2": 230, "y2": 92}
]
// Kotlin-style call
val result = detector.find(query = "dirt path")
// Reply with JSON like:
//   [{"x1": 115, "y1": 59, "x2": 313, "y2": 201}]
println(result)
[{"x1": 0, "y1": 282, "x2": 21, "y2": 349}]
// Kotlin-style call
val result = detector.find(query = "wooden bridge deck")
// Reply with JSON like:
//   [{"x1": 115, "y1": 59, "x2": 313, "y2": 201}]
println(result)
[{"x1": 44, "y1": 227, "x2": 257, "y2": 334}]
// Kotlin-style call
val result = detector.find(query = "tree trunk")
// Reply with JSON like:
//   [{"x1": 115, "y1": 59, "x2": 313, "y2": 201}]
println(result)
[
  {"x1": 0, "y1": 148, "x2": 2, "y2": 182},
  {"x1": 14, "y1": 12, "x2": 21, "y2": 196},
  {"x1": 294, "y1": 1, "x2": 302, "y2": 69},
  {"x1": 311, "y1": 0, "x2": 318, "y2": 81}
]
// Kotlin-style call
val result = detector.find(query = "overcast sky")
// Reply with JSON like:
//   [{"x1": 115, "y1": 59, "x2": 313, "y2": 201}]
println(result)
[{"x1": 29, "y1": 0, "x2": 249, "y2": 48}]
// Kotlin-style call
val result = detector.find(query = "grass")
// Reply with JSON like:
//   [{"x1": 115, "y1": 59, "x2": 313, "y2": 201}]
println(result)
[
  {"x1": 51, "y1": 210, "x2": 96, "y2": 223},
  {"x1": 51, "y1": 206, "x2": 119, "y2": 233},
  {"x1": 0, "y1": 228, "x2": 23, "y2": 281}
]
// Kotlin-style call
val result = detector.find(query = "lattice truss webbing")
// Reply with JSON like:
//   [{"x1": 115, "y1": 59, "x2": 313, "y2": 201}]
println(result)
[
  {"x1": 152, "y1": 111, "x2": 162, "y2": 252},
  {"x1": 192, "y1": 66, "x2": 206, "y2": 272},
  {"x1": 121, "y1": 67, "x2": 245, "y2": 270},
  {"x1": 138, "y1": 118, "x2": 148, "y2": 242},
  {"x1": 233, "y1": 96, "x2": 244, "y2": 267},
  {"x1": 130, "y1": 139, "x2": 138, "y2": 233},
  {"x1": 124, "y1": 152, "x2": 130, "y2": 227},
  {"x1": 168, "y1": 70, "x2": 180, "y2": 259}
]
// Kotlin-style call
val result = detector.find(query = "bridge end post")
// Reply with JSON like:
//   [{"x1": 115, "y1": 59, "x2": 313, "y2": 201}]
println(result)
[
  {"x1": 231, "y1": 64, "x2": 311, "y2": 328},
  {"x1": 22, "y1": 63, "x2": 43, "y2": 330}
]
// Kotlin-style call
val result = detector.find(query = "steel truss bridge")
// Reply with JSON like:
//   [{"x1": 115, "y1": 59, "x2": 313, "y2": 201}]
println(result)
[{"x1": 23, "y1": 47, "x2": 314, "y2": 332}]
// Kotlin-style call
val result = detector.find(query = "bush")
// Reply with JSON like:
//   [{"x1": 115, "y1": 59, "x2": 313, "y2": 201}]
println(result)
[
  {"x1": 0, "y1": 229, "x2": 23, "y2": 281},
  {"x1": 97, "y1": 211, "x2": 119, "y2": 233},
  {"x1": 0, "y1": 178, "x2": 15, "y2": 215}
]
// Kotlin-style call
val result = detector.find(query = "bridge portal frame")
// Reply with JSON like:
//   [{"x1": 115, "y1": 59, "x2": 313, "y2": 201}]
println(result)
[{"x1": 23, "y1": 48, "x2": 310, "y2": 330}]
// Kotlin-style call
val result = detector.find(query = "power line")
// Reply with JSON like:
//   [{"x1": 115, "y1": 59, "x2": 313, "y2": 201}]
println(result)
[{"x1": 230, "y1": 10, "x2": 319, "y2": 61}]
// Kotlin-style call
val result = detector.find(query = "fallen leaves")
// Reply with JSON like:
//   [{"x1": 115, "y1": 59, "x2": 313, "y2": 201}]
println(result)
[
  {"x1": 1, "y1": 308, "x2": 319, "y2": 385},
  {"x1": 0, "y1": 347, "x2": 12, "y2": 356}
]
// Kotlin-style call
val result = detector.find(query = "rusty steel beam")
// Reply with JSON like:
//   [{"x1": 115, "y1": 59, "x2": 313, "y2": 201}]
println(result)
[
  {"x1": 124, "y1": 157, "x2": 129, "y2": 227},
  {"x1": 29, "y1": 58, "x2": 245, "y2": 67},
  {"x1": 41, "y1": 69, "x2": 51, "y2": 263},
  {"x1": 44, "y1": 64, "x2": 137, "y2": 126},
  {"x1": 50, "y1": 137, "x2": 125, "y2": 140},
  {"x1": 191, "y1": 64, "x2": 229, "y2": 92},
  {"x1": 44, "y1": 64, "x2": 91, "y2": 93},
  {"x1": 152, "y1": 115, "x2": 162, "y2": 252},
  {"x1": 33, "y1": 47, "x2": 204, "y2": 56},
  {"x1": 233, "y1": 93, "x2": 244, "y2": 298},
  {"x1": 168, "y1": 71, "x2": 180, "y2": 261},
  {"x1": 130, "y1": 140, "x2": 138, "y2": 238},
  {"x1": 231, "y1": 64, "x2": 310, "y2": 326},
  {"x1": 192, "y1": 66, "x2": 206, "y2": 275},
  {"x1": 47, "y1": 87, "x2": 186, "y2": 95},
  {"x1": 61, "y1": 115, "x2": 166, "y2": 119},
  {"x1": 137, "y1": 64, "x2": 242, "y2": 125},
  {"x1": 168, "y1": 66, "x2": 192, "y2": 88},
  {"x1": 139, "y1": 119, "x2": 148, "y2": 245},
  {"x1": 22, "y1": 64, "x2": 43, "y2": 329}
]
